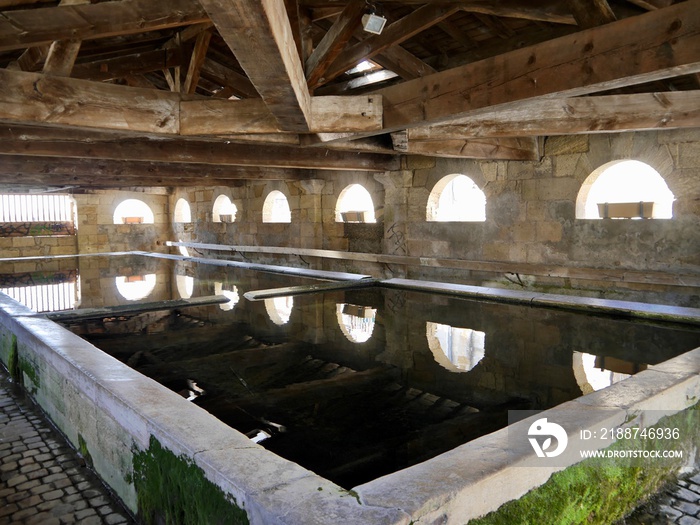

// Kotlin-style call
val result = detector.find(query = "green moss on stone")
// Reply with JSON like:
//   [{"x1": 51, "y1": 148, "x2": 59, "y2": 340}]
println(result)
[
  {"x1": 18, "y1": 355, "x2": 40, "y2": 393},
  {"x1": 470, "y1": 404, "x2": 700, "y2": 525},
  {"x1": 78, "y1": 434, "x2": 93, "y2": 467},
  {"x1": 132, "y1": 436, "x2": 249, "y2": 525},
  {"x1": 6, "y1": 334, "x2": 18, "y2": 381}
]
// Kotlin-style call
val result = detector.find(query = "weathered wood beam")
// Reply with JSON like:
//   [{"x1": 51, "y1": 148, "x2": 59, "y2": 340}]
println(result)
[
  {"x1": 569, "y1": 0, "x2": 617, "y2": 28},
  {"x1": 415, "y1": 92, "x2": 700, "y2": 138},
  {"x1": 200, "y1": 58, "x2": 259, "y2": 99},
  {"x1": 377, "y1": 1, "x2": 700, "y2": 133},
  {"x1": 0, "y1": 125, "x2": 401, "y2": 172},
  {"x1": 391, "y1": 134, "x2": 541, "y2": 160},
  {"x1": 71, "y1": 50, "x2": 184, "y2": 82},
  {"x1": 0, "y1": 0, "x2": 209, "y2": 53},
  {"x1": 305, "y1": 0, "x2": 364, "y2": 90},
  {"x1": 0, "y1": 69, "x2": 180, "y2": 134},
  {"x1": 183, "y1": 30, "x2": 212, "y2": 94},
  {"x1": 199, "y1": 0, "x2": 312, "y2": 132},
  {"x1": 0, "y1": 155, "x2": 306, "y2": 186},
  {"x1": 180, "y1": 95, "x2": 382, "y2": 134},
  {"x1": 42, "y1": 39, "x2": 81, "y2": 76},
  {"x1": 321, "y1": 5, "x2": 461, "y2": 86}
]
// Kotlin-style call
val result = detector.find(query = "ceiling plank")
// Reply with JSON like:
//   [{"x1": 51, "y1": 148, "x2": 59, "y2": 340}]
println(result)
[
  {"x1": 0, "y1": 0, "x2": 209, "y2": 53},
  {"x1": 321, "y1": 5, "x2": 461, "y2": 86},
  {"x1": 568, "y1": 0, "x2": 617, "y2": 28},
  {"x1": 416, "y1": 91, "x2": 700, "y2": 138},
  {"x1": 198, "y1": 0, "x2": 312, "y2": 132},
  {"x1": 0, "y1": 69, "x2": 180, "y2": 134},
  {"x1": 0, "y1": 155, "x2": 305, "y2": 187},
  {"x1": 305, "y1": 0, "x2": 364, "y2": 90},
  {"x1": 180, "y1": 95, "x2": 382, "y2": 134},
  {"x1": 0, "y1": 125, "x2": 401, "y2": 172},
  {"x1": 377, "y1": 0, "x2": 700, "y2": 133},
  {"x1": 392, "y1": 135, "x2": 541, "y2": 160}
]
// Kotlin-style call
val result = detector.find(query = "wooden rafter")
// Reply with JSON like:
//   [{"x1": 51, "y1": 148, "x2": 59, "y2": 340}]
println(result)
[
  {"x1": 320, "y1": 4, "x2": 461, "y2": 86},
  {"x1": 568, "y1": 0, "x2": 617, "y2": 28},
  {"x1": 416, "y1": 92, "x2": 700, "y2": 138},
  {"x1": 0, "y1": 125, "x2": 401, "y2": 172},
  {"x1": 0, "y1": 0, "x2": 209, "y2": 52},
  {"x1": 198, "y1": 0, "x2": 312, "y2": 131},
  {"x1": 377, "y1": 0, "x2": 700, "y2": 133}
]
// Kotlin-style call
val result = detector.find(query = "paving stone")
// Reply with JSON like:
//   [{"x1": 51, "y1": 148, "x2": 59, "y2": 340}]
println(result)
[
  {"x1": 675, "y1": 487, "x2": 700, "y2": 504},
  {"x1": 678, "y1": 516, "x2": 700, "y2": 525}
]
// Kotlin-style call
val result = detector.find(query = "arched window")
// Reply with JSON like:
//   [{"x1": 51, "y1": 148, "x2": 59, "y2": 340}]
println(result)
[
  {"x1": 212, "y1": 195, "x2": 237, "y2": 223},
  {"x1": 113, "y1": 199, "x2": 154, "y2": 224},
  {"x1": 265, "y1": 296, "x2": 293, "y2": 325},
  {"x1": 576, "y1": 160, "x2": 674, "y2": 219},
  {"x1": 115, "y1": 274, "x2": 156, "y2": 301},
  {"x1": 572, "y1": 352, "x2": 642, "y2": 394},
  {"x1": 173, "y1": 198, "x2": 192, "y2": 223},
  {"x1": 427, "y1": 174, "x2": 486, "y2": 222},
  {"x1": 336, "y1": 303, "x2": 376, "y2": 343},
  {"x1": 335, "y1": 184, "x2": 376, "y2": 223},
  {"x1": 262, "y1": 190, "x2": 291, "y2": 223},
  {"x1": 426, "y1": 322, "x2": 485, "y2": 373}
]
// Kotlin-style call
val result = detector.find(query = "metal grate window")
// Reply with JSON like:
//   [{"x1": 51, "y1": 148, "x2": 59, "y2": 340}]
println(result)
[
  {"x1": 0, "y1": 194, "x2": 74, "y2": 223},
  {"x1": 0, "y1": 282, "x2": 77, "y2": 313}
]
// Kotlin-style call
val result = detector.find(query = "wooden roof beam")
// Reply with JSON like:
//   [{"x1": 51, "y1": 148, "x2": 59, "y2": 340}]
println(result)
[
  {"x1": 377, "y1": 0, "x2": 700, "y2": 133},
  {"x1": 305, "y1": 0, "x2": 364, "y2": 90},
  {"x1": 0, "y1": 125, "x2": 401, "y2": 172},
  {"x1": 198, "y1": 0, "x2": 312, "y2": 132},
  {"x1": 414, "y1": 91, "x2": 700, "y2": 138},
  {"x1": 0, "y1": 0, "x2": 209, "y2": 52},
  {"x1": 391, "y1": 133, "x2": 541, "y2": 160},
  {"x1": 569, "y1": 0, "x2": 617, "y2": 28}
]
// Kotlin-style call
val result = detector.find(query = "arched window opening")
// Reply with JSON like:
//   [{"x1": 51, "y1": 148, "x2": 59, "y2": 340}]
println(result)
[
  {"x1": 115, "y1": 274, "x2": 156, "y2": 301},
  {"x1": 173, "y1": 198, "x2": 192, "y2": 223},
  {"x1": 572, "y1": 352, "x2": 646, "y2": 394},
  {"x1": 426, "y1": 322, "x2": 485, "y2": 373},
  {"x1": 214, "y1": 282, "x2": 240, "y2": 311},
  {"x1": 576, "y1": 160, "x2": 674, "y2": 219},
  {"x1": 336, "y1": 303, "x2": 376, "y2": 343},
  {"x1": 262, "y1": 190, "x2": 291, "y2": 223},
  {"x1": 427, "y1": 174, "x2": 486, "y2": 222},
  {"x1": 176, "y1": 274, "x2": 194, "y2": 299},
  {"x1": 113, "y1": 199, "x2": 154, "y2": 224},
  {"x1": 213, "y1": 195, "x2": 237, "y2": 223},
  {"x1": 265, "y1": 296, "x2": 293, "y2": 325},
  {"x1": 336, "y1": 184, "x2": 376, "y2": 223}
]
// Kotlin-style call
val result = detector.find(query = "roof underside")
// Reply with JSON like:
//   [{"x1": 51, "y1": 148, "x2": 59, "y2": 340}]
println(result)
[{"x1": 0, "y1": 0, "x2": 698, "y2": 188}]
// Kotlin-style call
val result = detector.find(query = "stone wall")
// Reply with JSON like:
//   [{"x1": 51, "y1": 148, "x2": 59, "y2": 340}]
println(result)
[{"x1": 170, "y1": 129, "x2": 700, "y2": 305}]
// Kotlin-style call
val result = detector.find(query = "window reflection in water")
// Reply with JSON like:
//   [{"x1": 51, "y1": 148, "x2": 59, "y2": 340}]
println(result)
[
  {"x1": 426, "y1": 322, "x2": 485, "y2": 372},
  {"x1": 265, "y1": 296, "x2": 293, "y2": 325},
  {"x1": 573, "y1": 351, "x2": 645, "y2": 394},
  {"x1": 115, "y1": 274, "x2": 156, "y2": 301},
  {"x1": 336, "y1": 303, "x2": 376, "y2": 343},
  {"x1": 214, "y1": 282, "x2": 240, "y2": 311}
]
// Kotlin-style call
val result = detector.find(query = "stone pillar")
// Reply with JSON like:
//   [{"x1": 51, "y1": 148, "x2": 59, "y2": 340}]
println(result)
[
  {"x1": 374, "y1": 171, "x2": 412, "y2": 260},
  {"x1": 296, "y1": 179, "x2": 326, "y2": 249}
]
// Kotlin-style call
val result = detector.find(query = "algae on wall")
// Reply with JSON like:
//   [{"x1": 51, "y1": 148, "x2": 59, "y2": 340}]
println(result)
[
  {"x1": 470, "y1": 404, "x2": 700, "y2": 525},
  {"x1": 132, "y1": 436, "x2": 249, "y2": 525}
]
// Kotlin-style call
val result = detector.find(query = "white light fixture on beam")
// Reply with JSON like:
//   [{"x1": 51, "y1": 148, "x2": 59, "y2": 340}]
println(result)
[{"x1": 362, "y1": 12, "x2": 387, "y2": 34}]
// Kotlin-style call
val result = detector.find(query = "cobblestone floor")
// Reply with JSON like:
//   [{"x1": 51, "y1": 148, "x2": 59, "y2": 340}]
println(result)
[
  {"x1": 618, "y1": 471, "x2": 700, "y2": 525},
  {"x1": 0, "y1": 371, "x2": 135, "y2": 525}
]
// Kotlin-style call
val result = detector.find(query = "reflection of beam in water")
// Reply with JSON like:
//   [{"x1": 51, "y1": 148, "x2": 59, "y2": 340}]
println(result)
[
  {"x1": 243, "y1": 278, "x2": 378, "y2": 301},
  {"x1": 45, "y1": 294, "x2": 230, "y2": 322}
]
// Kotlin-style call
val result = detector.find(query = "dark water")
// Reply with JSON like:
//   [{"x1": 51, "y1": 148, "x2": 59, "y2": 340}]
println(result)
[{"x1": 10, "y1": 255, "x2": 699, "y2": 489}]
